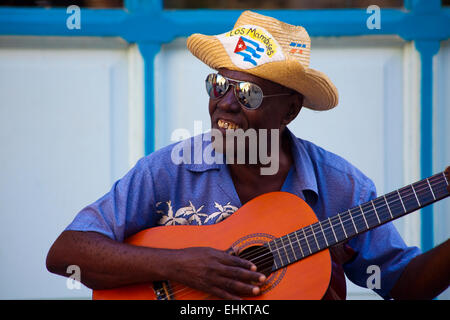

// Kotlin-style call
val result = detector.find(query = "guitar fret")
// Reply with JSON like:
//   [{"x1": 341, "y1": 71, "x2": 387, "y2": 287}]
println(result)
[
  {"x1": 430, "y1": 174, "x2": 447, "y2": 199},
  {"x1": 286, "y1": 234, "x2": 298, "y2": 261},
  {"x1": 338, "y1": 214, "x2": 348, "y2": 238},
  {"x1": 309, "y1": 225, "x2": 320, "y2": 250},
  {"x1": 275, "y1": 238, "x2": 286, "y2": 267},
  {"x1": 384, "y1": 194, "x2": 394, "y2": 219},
  {"x1": 419, "y1": 179, "x2": 440, "y2": 205},
  {"x1": 302, "y1": 228, "x2": 312, "y2": 254},
  {"x1": 328, "y1": 217, "x2": 338, "y2": 243},
  {"x1": 360, "y1": 205, "x2": 369, "y2": 229},
  {"x1": 312, "y1": 223, "x2": 327, "y2": 250},
  {"x1": 278, "y1": 237, "x2": 290, "y2": 265},
  {"x1": 267, "y1": 241, "x2": 280, "y2": 270},
  {"x1": 331, "y1": 215, "x2": 346, "y2": 242},
  {"x1": 372, "y1": 196, "x2": 391, "y2": 223},
  {"x1": 444, "y1": 172, "x2": 449, "y2": 185},
  {"x1": 348, "y1": 209, "x2": 358, "y2": 233},
  {"x1": 371, "y1": 200, "x2": 381, "y2": 224},
  {"x1": 294, "y1": 231, "x2": 305, "y2": 258},
  {"x1": 431, "y1": 174, "x2": 445, "y2": 190},
  {"x1": 400, "y1": 184, "x2": 426, "y2": 212},
  {"x1": 319, "y1": 222, "x2": 329, "y2": 247},
  {"x1": 321, "y1": 219, "x2": 335, "y2": 247},
  {"x1": 426, "y1": 178, "x2": 436, "y2": 200},
  {"x1": 397, "y1": 190, "x2": 407, "y2": 213},
  {"x1": 411, "y1": 184, "x2": 421, "y2": 206},
  {"x1": 390, "y1": 190, "x2": 409, "y2": 218},
  {"x1": 288, "y1": 232, "x2": 301, "y2": 260}
]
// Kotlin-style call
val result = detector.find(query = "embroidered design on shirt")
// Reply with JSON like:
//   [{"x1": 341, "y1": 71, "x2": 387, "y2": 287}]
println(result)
[
  {"x1": 156, "y1": 200, "x2": 189, "y2": 225},
  {"x1": 205, "y1": 202, "x2": 239, "y2": 224},
  {"x1": 156, "y1": 201, "x2": 238, "y2": 226}
]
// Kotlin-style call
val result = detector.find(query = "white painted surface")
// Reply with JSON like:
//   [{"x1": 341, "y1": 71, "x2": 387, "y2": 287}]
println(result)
[{"x1": 0, "y1": 37, "x2": 144, "y2": 299}]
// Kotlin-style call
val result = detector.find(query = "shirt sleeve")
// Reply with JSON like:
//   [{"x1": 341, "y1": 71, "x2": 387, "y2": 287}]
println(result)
[
  {"x1": 64, "y1": 156, "x2": 158, "y2": 242},
  {"x1": 343, "y1": 179, "x2": 422, "y2": 300}
]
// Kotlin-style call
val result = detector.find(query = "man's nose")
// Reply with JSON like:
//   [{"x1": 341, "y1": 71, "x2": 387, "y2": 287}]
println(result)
[{"x1": 216, "y1": 87, "x2": 241, "y2": 113}]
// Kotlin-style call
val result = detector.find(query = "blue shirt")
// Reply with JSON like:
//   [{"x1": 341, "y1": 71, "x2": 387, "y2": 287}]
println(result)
[{"x1": 66, "y1": 129, "x2": 420, "y2": 299}]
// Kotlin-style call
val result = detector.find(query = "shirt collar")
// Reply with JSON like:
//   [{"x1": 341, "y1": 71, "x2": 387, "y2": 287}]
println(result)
[
  {"x1": 284, "y1": 128, "x2": 319, "y2": 205},
  {"x1": 183, "y1": 129, "x2": 319, "y2": 203},
  {"x1": 184, "y1": 132, "x2": 223, "y2": 172}
]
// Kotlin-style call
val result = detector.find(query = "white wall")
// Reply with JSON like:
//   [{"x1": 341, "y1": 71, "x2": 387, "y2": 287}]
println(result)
[{"x1": 0, "y1": 36, "x2": 144, "y2": 299}]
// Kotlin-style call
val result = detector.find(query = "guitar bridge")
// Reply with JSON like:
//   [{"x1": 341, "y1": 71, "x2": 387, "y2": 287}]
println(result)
[{"x1": 153, "y1": 280, "x2": 174, "y2": 300}]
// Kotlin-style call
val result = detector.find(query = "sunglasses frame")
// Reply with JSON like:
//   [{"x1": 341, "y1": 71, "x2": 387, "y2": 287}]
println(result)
[{"x1": 205, "y1": 73, "x2": 292, "y2": 110}]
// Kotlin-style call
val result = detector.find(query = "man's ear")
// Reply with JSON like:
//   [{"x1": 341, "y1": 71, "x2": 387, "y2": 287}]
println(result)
[{"x1": 282, "y1": 93, "x2": 303, "y2": 125}]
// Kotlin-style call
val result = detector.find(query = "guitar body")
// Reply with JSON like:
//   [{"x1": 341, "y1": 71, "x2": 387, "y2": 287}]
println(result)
[{"x1": 93, "y1": 192, "x2": 332, "y2": 300}]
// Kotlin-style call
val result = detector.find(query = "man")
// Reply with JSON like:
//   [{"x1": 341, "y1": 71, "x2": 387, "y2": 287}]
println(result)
[{"x1": 46, "y1": 11, "x2": 450, "y2": 300}]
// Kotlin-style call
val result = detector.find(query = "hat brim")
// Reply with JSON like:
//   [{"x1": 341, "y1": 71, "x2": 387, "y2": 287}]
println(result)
[{"x1": 187, "y1": 33, "x2": 338, "y2": 111}]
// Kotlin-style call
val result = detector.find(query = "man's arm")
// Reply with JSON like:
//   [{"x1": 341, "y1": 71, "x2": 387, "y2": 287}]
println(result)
[
  {"x1": 391, "y1": 170, "x2": 450, "y2": 300},
  {"x1": 390, "y1": 239, "x2": 450, "y2": 300},
  {"x1": 46, "y1": 230, "x2": 265, "y2": 299}
]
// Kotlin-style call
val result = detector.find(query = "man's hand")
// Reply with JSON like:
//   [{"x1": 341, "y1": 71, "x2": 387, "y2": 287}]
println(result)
[
  {"x1": 46, "y1": 231, "x2": 266, "y2": 299},
  {"x1": 166, "y1": 247, "x2": 266, "y2": 300},
  {"x1": 391, "y1": 239, "x2": 450, "y2": 299}
]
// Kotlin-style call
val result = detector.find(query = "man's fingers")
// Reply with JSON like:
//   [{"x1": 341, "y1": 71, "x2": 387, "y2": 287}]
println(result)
[
  {"x1": 220, "y1": 265, "x2": 266, "y2": 284},
  {"x1": 218, "y1": 252, "x2": 267, "y2": 283},
  {"x1": 220, "y1": 250, "x2": 261, "y2": 272},
  {"x1": 217, "y1": 276, "x2": 261, "y2": 297},
  {"x1": 174, "y1": 247, "x2": 266, "y2": 299},
  {"x1": 210, "y1": 286, "x2": 242, "y2": 300}
]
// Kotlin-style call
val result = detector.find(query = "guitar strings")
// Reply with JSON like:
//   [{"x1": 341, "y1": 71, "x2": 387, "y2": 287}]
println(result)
[
  {"x1": 237, "y1": 174, "x2": 448, "y2": 267},
  {"x1": 158, "y1": 174, "x2": 448, "y2": 300},
  {"x1": 163, "y1": 175, "x2": 448, "y2": 300},
  {"x1": 174, "y1": 179, "x2": 450, "y2": 300},
  {"x1": 233, "y1": 173, "x2": 447, "y2": 266},
  {"x1": 176, "y1": 177, "x2": 446, "y2": 296},
  {"x1": 158, "y1": 173, "x2": 449, "y2": 300},
  {"x1": 166, "y1": 176, "x2": 450, "y2": 300}
]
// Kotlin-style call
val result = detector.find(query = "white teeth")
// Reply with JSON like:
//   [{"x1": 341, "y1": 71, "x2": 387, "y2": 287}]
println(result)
[{"x1": 218, "y1": 119, "x2": 239, "y2": 130}]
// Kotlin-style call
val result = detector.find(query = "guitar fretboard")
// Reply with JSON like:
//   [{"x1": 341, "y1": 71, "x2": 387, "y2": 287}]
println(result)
[{"x1": 266, "y1": 171, "x2": 450, "y2": 271}]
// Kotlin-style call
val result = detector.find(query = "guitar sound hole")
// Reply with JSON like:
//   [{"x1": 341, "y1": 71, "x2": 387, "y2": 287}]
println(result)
[{"x1": 237, "y1": 245, "x2": 274, "y2": 277}]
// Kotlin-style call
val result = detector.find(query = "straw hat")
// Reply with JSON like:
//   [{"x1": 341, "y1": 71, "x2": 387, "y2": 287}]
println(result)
[{"x1": 187, "y1": 10, "x2": 339, "y2": 111}]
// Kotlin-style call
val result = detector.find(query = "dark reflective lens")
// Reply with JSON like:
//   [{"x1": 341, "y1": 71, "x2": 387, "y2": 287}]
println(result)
[
  {"x1": 205, "y1": 73, "x2": 264, "y2": 109},
  {"x1": 205, "y1": 73, "x2": 229, "y2": 99},
  {"x1": 235, "y1": 82, "x2": 263, "y2": 109}
]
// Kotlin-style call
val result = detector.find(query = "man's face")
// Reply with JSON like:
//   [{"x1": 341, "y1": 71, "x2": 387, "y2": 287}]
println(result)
[
  {"x1": 208, "y1": 68, "x2": 302, "y2": 163},
  {"x1": 209, "y1": 68, "x2": 300, "y2": 134}
]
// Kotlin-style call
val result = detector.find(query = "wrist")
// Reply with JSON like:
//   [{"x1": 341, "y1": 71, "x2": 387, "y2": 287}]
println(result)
[{"x1": 145, "y1": 248, "x2": 180, "y2": 281}]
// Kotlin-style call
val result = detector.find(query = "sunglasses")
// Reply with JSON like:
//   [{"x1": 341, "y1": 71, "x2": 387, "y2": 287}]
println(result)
[{"x1": 205, "y1": 73, "x2": 292, "y2": 110}]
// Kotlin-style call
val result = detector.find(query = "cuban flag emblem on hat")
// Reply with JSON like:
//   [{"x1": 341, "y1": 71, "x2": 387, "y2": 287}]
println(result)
[
  {"x1": 215, "y1": 25, "x2": 285, "y2": 70},
  {"x1": 233, "y1": 36, "x2": 264, "y2": 66}
]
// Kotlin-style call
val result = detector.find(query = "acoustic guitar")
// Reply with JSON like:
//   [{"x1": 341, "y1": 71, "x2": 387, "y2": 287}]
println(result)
[{"x1": 93, "y1": 168, "x2": 450, "y2": 300}]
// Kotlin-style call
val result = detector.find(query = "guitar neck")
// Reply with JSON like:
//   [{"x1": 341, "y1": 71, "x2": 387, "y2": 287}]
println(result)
[{"x1": 267, "y1": 171, "x2": 450, "y2": 271}]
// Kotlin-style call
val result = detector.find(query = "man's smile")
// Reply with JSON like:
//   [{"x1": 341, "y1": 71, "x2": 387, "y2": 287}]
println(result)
[{"x1": 217, "y1": 119, "x2": 240, "y2": 130}]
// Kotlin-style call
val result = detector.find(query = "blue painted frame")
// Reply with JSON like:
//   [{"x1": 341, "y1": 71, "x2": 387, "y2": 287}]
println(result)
[{"x1": 0, "y1": 0, "x2": 448, "y2": 251}]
